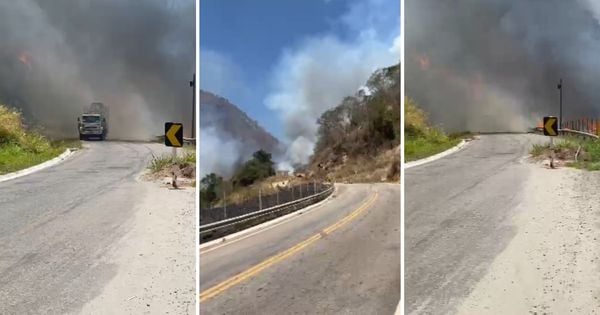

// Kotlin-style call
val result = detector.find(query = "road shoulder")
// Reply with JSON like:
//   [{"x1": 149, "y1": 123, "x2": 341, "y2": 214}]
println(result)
[
  {"x1": 79, "y1": 181, "x2": 195, "y2": 314},
  {"x1": 456, "y1": 165, "x2": 600, "y2": 314}
]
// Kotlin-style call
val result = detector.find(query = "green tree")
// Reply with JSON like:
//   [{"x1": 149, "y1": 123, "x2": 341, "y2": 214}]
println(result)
[
  {"x1": 252, "y1": 149, "x2": 273, "y2": 165},
  {"x1": 232, "y1": 149, "x2": 275, "y2": 187}
]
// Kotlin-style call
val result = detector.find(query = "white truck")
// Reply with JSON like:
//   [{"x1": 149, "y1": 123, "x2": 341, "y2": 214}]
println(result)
[{"x1": 77, "y1": 102, "x2": 108, "y2": 140}]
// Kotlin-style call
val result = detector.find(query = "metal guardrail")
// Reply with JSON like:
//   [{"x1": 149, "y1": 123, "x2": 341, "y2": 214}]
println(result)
[
  {"x1": 534, "y1": 127, "x2": 599, "y2": 139},
  {"x1": 199, "y1": 184, "x2": 334, "y2": 242},
  {"x1": 153, "y1": 136, "x2": 196, "y2": 145},
  {"x1": 558, "y1": 129, "x2": 599, "y2": 139}
]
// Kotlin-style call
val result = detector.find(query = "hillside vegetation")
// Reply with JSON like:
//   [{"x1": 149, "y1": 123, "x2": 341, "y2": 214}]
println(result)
[
  {"x1": 308, "y1": 63, "x2": 401, "y2": 182},
  {"x1": 200, "y1": 149, "x2": 278, "y2": 207},
  {"x1": 199, "y1": 64, "x2": 401, "y2": 208},
  {"x1": 404, "y1": 97, "x2": 462, "y2": 161},
  {"x1": 0, "y1": 105, "x2": 78, "y2": 174}
]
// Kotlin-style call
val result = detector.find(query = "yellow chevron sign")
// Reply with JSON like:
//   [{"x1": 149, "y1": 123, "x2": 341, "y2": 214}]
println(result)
[
  {"x1": 165, "y1": 122, "x2": 183, "y2": 147},
  {"x1": 543, "y1": 116, "x2": 557, "y2": 136}
]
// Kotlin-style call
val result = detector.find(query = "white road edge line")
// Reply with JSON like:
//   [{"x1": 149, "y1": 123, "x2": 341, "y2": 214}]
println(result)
[
  {"x1": 404, "y1": 139, "x2": 469, "y2": 169},
  {"x1": 0, "y1": 148, "x2": 77, "y2": 183},
  {"x1": 199, "y1": 185, "x2": 338, "y2": 253},
  {"x1": 394, "y1": 299, "x2": 401, "y2": 315}
]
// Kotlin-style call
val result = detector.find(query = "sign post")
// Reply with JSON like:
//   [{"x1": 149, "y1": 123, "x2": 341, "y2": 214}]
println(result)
[
  {"x1": 165, "y1": 122, "x2": 183, "y2": 188},
  {"x1": 557, "y1": 79, "x2": 563, "y2": 129},
  {"x1": 190, "y1": 74, "x2": 196, "y2": 139}
]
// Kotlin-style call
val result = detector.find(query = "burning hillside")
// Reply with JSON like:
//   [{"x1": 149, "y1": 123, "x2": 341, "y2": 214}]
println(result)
[
  {"x1": 0, "y1": 0, "x2": 194, "y2": 140},
  {"x1": 406, "y1": 0, "x2": 600, "y2": 133},
  {"x1": 199, "y1": 90, "x2": 282, "y2": 178}
]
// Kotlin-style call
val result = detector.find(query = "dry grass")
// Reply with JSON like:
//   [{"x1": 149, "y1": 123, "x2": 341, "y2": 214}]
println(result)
[
  {"x1": 530, "y1": 137, "x2": 600, "y2": 171},
  {"x1": 313, "y1": 145, "x2": 400, "y2": 183},
  {"x1": 213, "y1": 175, "x2": 310, "y2": 206},
  {"x1": 145, "y1": 147, "x2": 196, "y2": 186}
]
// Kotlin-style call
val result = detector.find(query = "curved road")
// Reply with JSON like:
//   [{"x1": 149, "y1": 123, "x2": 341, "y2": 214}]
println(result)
[
  {"x1": 199, "y1": 183, "x2": 400, "y2": 314},
  {"x1": 0, "y1": 141, "x2": 171, "y2": 314},
  {"x1": 405, "y1": 134, "x2": 546, "y2": 314}
]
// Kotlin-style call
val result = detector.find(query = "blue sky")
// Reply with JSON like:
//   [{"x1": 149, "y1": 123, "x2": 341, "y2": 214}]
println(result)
[{"x1": 200, "y1": 0, "x2": 400, "y2": 143}]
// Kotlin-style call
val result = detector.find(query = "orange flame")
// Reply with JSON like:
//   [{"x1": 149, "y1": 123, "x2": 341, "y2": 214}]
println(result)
[
  {"x1": 416, "y1": 54, "x2": 430, "y2": 71},
  {"x1": 18, "y1": 51, "x2": 32, "y2": 69}
]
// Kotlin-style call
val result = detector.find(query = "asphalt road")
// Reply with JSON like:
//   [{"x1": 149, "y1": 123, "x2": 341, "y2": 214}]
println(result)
[
  {"x1": 0, "y1": 141, "x2": 170, "y2": 314},
  {"x1": 199, "y1": 183, "x2": 400, "y2": 314},
  {"x1": 405, "y1": 134, "x2": 546, "y2": 314}
]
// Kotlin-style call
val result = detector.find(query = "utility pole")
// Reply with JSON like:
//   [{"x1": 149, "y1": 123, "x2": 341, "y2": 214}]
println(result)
[
  {"x1": 259, "y1": 188, "x2": 262, "y2": 210},
  {"x1": 558, "y1": 78, "x2": 563, "y2": 130},
  {"x1": 223, "y1": 188, "x2": 227, "y2": 219},
  {"x1": 190, "y1": 73, "x2": 196, "y2": 139}
]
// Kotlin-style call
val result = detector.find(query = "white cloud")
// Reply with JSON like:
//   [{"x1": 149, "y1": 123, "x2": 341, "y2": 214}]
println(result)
[{"x1": 390, "y1": 34, "x2": 402, "y2": 60}]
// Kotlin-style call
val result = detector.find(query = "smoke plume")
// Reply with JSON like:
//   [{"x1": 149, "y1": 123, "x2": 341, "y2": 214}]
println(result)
[
  {"x1": 265, "y1": 0, "x2": 400, "y2": 166},
  {"x1": 406, "y1": 0, "x2": 600, "y2": 132},
  {"x1": 0, "y1": 0, "x2": 194, "y2": 140},
  {"x1": 198, "y1": 127, "x2": 241, "y2": 179}
]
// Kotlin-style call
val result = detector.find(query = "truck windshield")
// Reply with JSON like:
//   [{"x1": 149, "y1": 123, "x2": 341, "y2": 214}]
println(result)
[{"x1": 82, "y1": 116, "x2": 100, "y2": 123}]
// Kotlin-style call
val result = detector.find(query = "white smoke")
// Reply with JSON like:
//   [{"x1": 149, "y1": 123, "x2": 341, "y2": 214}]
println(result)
[
  {"x1": 265, "y1": 0, "x2": 400, "y2": 165},
  {"x1": 199, "y1": 127, "x2": 241, "y2": 178}
]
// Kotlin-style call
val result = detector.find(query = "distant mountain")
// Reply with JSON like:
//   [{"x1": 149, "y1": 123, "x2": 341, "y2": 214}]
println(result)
[{"x1": 200, "y1": 89, "x2": 281, "y2": 160}]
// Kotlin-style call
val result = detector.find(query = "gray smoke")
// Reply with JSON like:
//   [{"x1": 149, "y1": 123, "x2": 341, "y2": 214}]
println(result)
[
  {"x1": 198, "y1": 100, "x2": 242, "y2": 178},
  {"x1": 198, "y1": 127, "x2": 241, "y2": 179},
  {"x1": 266, "y1": 29, "x2": 400, "y2": 167},
  {"x1": 406, "y1": 0, "x2": 600, "y2": 132},
  {"x1": 0, "y1": 0, "x2": 194, "y2": 140}
]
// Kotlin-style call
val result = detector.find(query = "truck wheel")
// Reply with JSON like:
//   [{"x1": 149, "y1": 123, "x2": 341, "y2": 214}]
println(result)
[{"x1": 79, "y1": 134, "x2": 85, "y2": 141}]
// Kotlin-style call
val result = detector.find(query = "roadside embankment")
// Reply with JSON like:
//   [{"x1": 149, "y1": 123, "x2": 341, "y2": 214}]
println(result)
[
  {"x1": 145, "y1": 146, "x2": 196, "y2": 187},
  {"x1": 0, "y1": 104, "x2": 80, "y2": 174},
  {"x1": 404, "y1": 97, "x2": 467, "y2": 162},
  {"x1": 530, "y1": 136, "x2": 600, "y2": 170}
]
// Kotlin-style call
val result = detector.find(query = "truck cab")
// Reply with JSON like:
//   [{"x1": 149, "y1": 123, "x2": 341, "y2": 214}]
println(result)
[{"x1": 78, "y1": 103, "x2": 108, "y2": 140}]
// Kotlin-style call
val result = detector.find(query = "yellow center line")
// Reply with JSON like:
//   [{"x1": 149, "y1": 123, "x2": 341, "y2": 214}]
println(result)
[{"x1": 199, "y1": 191, "x2": 379, "y2": 303}]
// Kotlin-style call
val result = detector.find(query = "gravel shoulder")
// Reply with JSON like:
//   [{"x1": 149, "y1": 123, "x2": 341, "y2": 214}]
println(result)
[
  {"x1": 457, "y1": 164, "x2": 600, "y2": 314},
  {"x1": 79, "y1": 180, "x2": 195, "y2": 314}
]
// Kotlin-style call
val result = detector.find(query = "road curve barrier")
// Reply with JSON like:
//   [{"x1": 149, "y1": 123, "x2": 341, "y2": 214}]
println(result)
[
  {"x1": 199, "y1": 184, "x2": 334, "y2": 243},
  {"x1": 183, "y1": 137, "x2": 196, "y2": 145},
  {"x1": 535, "y1": 117, "x2": 600, "y2": 139},
  {"x1": 533, "y1": 127, "x2": 599, "y2": 140}
]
